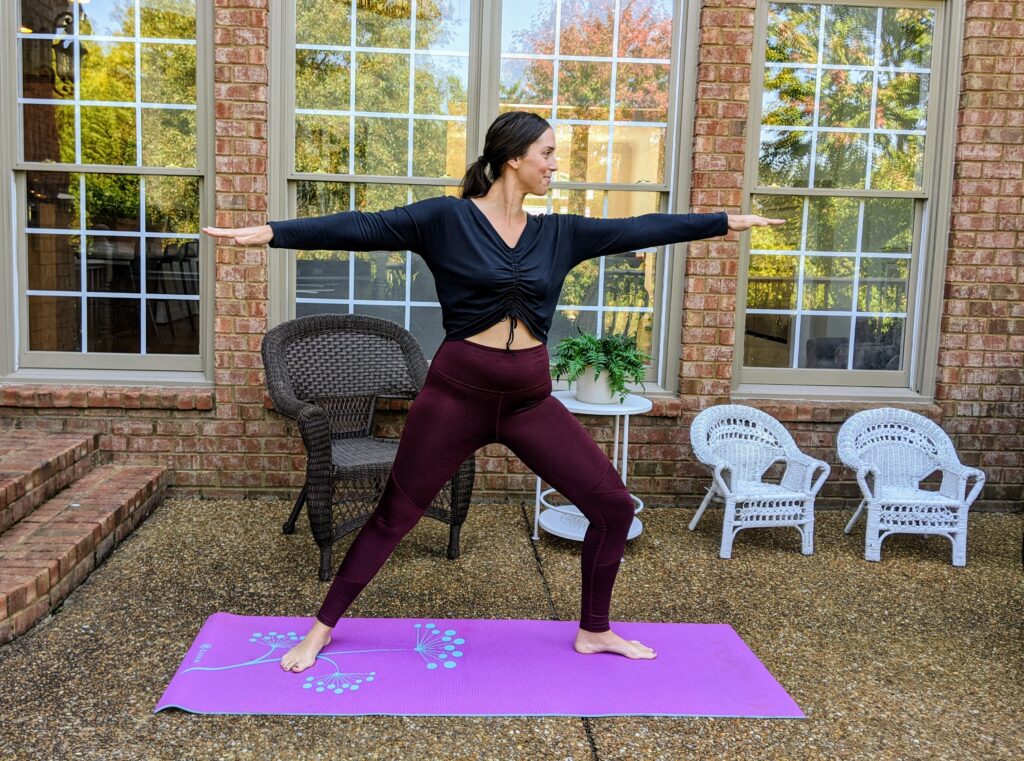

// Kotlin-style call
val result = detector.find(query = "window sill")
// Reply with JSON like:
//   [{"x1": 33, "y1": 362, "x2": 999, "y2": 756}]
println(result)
[{"x1": 730, "y1": 384, "x2": 941, "y2": 422}]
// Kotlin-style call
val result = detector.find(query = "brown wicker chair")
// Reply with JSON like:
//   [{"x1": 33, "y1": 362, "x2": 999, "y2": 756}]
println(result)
[{"x1": 261, "y1": 314, "x2": 475, "y2": 581}]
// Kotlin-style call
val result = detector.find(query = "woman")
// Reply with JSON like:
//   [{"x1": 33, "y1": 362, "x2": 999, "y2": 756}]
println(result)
[{"x1": 203, "y1": 111, "x2": 782, "y2": 671}]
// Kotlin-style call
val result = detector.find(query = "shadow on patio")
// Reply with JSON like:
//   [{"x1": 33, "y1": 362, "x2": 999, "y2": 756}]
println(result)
[{"x1": 0, "y1": 498, "x2": 1021, "y2": 760}]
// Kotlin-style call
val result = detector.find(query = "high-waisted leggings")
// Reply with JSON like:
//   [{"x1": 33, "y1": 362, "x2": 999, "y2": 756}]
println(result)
[{"x1": 316, "y1": 339, "x2": 635, "y2": 633}]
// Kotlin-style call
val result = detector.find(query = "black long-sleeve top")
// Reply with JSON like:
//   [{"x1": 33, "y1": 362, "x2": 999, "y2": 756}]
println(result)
[{"x1": 268, "y1": 195, "x2": 728, "y2": 345}]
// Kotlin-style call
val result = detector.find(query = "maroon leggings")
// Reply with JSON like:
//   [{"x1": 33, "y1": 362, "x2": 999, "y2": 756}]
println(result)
[{"x1": 316, "y1": 339, "x2": 635, "y2": 632}]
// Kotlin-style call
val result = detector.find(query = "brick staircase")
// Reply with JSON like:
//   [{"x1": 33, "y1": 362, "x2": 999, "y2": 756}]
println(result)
[{"x1": 0, "y1": 431, "x2": 168, "y2": 645}]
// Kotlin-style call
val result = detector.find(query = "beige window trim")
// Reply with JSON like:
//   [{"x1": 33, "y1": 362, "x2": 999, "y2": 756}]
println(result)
[
  {"x1": 5, "y1": 1, "x2": 215, "y2": 380},
  {"x1": 733, "y1": 0, "x2": 964, "y2": 399}
]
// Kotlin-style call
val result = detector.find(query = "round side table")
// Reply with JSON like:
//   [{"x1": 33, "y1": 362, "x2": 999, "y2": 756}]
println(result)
[{"x1": 532, "y1": 390, "x2": 653, "y2": 542}]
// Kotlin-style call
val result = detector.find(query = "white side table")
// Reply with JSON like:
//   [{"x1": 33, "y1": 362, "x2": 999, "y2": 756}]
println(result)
[{"x1": 532, "y1": 390, "x2": 653, "y2": 542}]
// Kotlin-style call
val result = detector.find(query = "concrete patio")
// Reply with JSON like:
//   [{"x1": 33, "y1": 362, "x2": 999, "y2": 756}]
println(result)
[{"x1": 0, "y1": 498, "x2": 1020, "y2": 760}]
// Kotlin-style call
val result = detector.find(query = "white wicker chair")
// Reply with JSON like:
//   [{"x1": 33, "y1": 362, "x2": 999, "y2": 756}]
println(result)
[
  {"x1": 837, "y1": 408, "x2": 986, "y2": 567},
  {"x1": 688, "y1": 405, "x2": 830, "y2": 559}
]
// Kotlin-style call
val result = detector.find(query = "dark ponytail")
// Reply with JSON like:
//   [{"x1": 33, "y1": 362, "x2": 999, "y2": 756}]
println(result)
[{"x1": 459, "y1": 111, "x2": 552, "y2": 198}]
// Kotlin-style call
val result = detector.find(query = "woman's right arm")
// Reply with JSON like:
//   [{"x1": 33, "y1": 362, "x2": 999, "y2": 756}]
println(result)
[{"x1": 202, "y1": 200, "x2": 441, "y2": 252}]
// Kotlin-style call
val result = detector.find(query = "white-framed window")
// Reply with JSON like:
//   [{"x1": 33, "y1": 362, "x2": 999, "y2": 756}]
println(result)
[
  {"x1": 276, "y1": 0, "x2": 687, "y2": 386},
  {"x1": 9, "y1": 0, "x2": 210, "y2": 374},
  {"x1": 737, "y1": 0, "x2": 956, "y2": 391}
]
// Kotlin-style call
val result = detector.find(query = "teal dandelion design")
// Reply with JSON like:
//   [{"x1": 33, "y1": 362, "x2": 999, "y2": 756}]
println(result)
[
  {"x1": 414, "y1": 623, "x2": 466, "y2": 670},
  {"x1": 180, "y1": 623, "x2": 466, "y2": 699}
]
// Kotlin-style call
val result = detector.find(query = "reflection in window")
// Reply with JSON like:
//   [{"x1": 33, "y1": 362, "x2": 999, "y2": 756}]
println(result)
[
  {"x1": 19, "y1": 0, "x2": 199, "y2": 168},
  {"x1": 744, "y1": 2, "x2": 935, "y2": 377},
  {"x1": 744, "y1": 194, "x2": 913, "y2": 371}
]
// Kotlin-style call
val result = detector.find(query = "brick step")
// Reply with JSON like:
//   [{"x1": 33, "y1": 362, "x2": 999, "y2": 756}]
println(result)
[
  {"x1": 0, "y1": 464, "x2": 169, "y2": 645},
  {"x1": 0, "y1": 431, "x2": 102, "y2": 534}
]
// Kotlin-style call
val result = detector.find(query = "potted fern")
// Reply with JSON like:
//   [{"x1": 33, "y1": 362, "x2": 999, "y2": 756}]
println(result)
[{"x1": 550, "y1": 330, "x2": 651, "y2": 404}]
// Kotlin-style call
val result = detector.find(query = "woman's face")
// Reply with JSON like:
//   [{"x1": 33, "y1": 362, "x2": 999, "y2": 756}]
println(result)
[{"x1": 511, "y1": 128, "x2": 557, "y2": 195}]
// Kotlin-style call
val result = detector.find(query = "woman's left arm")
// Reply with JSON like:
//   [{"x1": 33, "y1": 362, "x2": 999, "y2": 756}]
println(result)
[{"x1": 570, "y1": 212, "x2": 783, "y2": 265}]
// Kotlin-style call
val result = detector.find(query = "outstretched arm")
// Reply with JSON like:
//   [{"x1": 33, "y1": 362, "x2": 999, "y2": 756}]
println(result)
[
  {"x1": 570, "y1": 212, "x2": 782, "y2": 264},
  {"x1": 202, "y1": 200, "x2": 441, "y2": 252}
]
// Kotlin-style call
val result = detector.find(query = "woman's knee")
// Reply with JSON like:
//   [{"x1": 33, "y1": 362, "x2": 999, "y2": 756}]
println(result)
[{"x1": 586, "y1": 486, "x2": 635, "y2": 533}]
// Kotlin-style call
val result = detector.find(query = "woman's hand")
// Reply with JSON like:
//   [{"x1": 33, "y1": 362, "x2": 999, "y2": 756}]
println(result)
[
  {"x1": 201, "y1": 224, "x2": 273, "y2": 246},
  {"x1": 726, "y1": 214, "x2": 785, "y2": 232}
]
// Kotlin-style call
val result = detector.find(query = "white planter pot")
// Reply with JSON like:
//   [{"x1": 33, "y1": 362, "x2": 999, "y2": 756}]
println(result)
[{"x1": 574, "y1": 366, "x2": 618, "y2": 404}]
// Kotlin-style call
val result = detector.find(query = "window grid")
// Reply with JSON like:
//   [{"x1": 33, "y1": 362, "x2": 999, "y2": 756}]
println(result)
[{"x1": 743, "y1": 1, "x2": 936, "y2": 377}]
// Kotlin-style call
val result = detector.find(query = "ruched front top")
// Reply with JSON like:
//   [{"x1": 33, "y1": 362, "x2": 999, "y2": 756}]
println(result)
[{"x1": 268, "y1": 196, "x2": 728, "y2": 346}]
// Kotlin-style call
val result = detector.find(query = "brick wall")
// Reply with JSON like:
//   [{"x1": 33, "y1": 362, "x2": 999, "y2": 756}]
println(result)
[{"x1": 0, "y1": 0, "x2": 1021, "y2": 513}]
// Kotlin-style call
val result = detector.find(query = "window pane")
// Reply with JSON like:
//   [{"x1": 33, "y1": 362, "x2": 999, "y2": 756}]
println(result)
[
  {"x1": 141, "y1": 108, "x2": 197, "y2": 168},
  {"x1": 80, "y1": 42, "x2": 136, "y2": 102},
  {"x1": 502, "y1": 0, "x2": 556, "y2": 54},
  {"x1": 355, "y1": 53, "x2": 410, "y2": 113},
  {"x1": 617, "y1": 0, "x2": 673, "y2": 59},
  {"x1": 759, "y1": 129, "x2": 811, "y2": 188},
  {"x1": 858, "y1": 258, "x2": 908, "y2": 313},
  {"x1": 814, "y1": 132, "x2": 868, "y2": 189},
  {"x1": 140, "y1": 0, "x2": 197, "y2": 39},
  {"x1": 409, "y1": 307, "x2": 445, "y2": 357},
  {"x1": 603, "y1": 311, "x2": 653, "y2": 358},
  {"x1": 412, "y1": 119, "x2": 466, "y2": 178},
  {"x1": 296, "y1": 51, "x2": 350, "y2": 111},
  {"x1": 85, "y1": 173, "x2": 140, "y2": 231},
  {"x1": 145, "y1": 176, "x2": 200, "y2": 233},
  {"x1": 744, "y1": 313, "x2": 792, "y2": 367},
  {"x1": 21, "y1": 38, "x2": 72, "y2": 100},
  {"x1": 800, "y1": 315, "x2": 850, "y2": 369},
  {"x1": 81, "y1": 106, "x2": 137, "y2": 165},
  {"x1": 818, "y1": 69, "x2": 872, "y2": 129},
  {"x1": 147, "y1": 239, "x2": 199, "y2": 296},
  {"x1": 615, "y1": 63, "x2": 671, "y2": 123},
  {"x1": 862, "y1": 197, "x2": 913, "y2": 253},
  {"x1": 561, "y1": 260, "x2": 600, "y2": 307},
  {"x1": 23, "y1": 105, "x2": 76, "y2": 164},
  {"x1": 146, "y1": 297, "x2": 199, "y2": 354},
  {"x1": 295, "y1": 115, "x2": 350, "y2": 174},
  {"x1": 409, "y1": 253, "x2": 436, "y2": 301},
  {"x1": 807, "y1": 196, "x2": 858, "y2": 252},
  {"x1": 822, "y1": 6, "x2": 877, "y2": 66},
  {"x1": 870, "y1": 134, "x2": 924, "y2": 190},
  {"x1": 609, "y1": 126, "x2": 665, "y2": 185},
  {"x1": 880, "y1": 8, "x2": 934, "y2": 68},
  {"x1": 141, "y1": 43, "x2": 196, "y2": 104},
  {"x1": 297, "y1": 252, "x2": 349, "y2": 301},
  {"x1": 353, "y1": 117, "x2": 407, "y2": 175},
  {"x1": 87, "y1": 236, "x2": 140, "y2": 294},
  {"x1": 876, "y1": 73, "x2": 928, "y2": 131},
  {"x1": 296, "y1": 0, "x2": 351, "y2": 45},
  {"x1": 26, "y1": 172, "x2": 80, "y2": 229},
  {"x1": 28, "y1": 235, "x2": 81, "y2": 292},
  {"x1": 356, "y1": 0, "x2": 411, "y2": 48},
  {"x1": 414, "y1": 55, "x2": 468, "y2": 115},
  {"x1": 354, "y1": 251, "x2": 405, "y2": 301},
  {"x1": 557, "y1": 61, "x2": 611, "y2": 120},
  {"x1": 28, "y1": 296, "x2": 80, "y2": 351},
  {"x1": 79, "y1": 0, "x2": 135, "y2": 37},
  {"x1": 87, "y1": 297, "x2": 140, "y2": 353},
  {"x1": 761, "y1": 66, "x2": 816, "y2": 128},
  {"x1": 766, "y1": 3, "x2": 819, "y2": 64},
  {"x1": 604, "y1": 252, "x2": 654, "y2": 308},
  {"x1": 802, "y1": 256, "x2": 854, "y2": 311},
  {"x1": 853, "y1": 316, "x2": 903, "y2": 370},
  {"x1": 747, "y1": 254, "x2": 797, "y2": 310},
  {"x1": 499, "y1": 58, "x2": 553, "y2": 113}
]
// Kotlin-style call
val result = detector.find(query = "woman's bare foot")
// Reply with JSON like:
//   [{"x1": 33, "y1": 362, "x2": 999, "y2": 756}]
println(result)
[
  {"x1": 574, "y1": 628, "x2": 657, "y2": 659},
  {"x1": 280, "y1": 620, "x2": 333, "y2": 673}
]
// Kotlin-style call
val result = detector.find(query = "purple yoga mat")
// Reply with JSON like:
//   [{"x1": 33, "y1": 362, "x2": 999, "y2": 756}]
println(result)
[{"x1": 155, "y1": 614, "x2": 803, "y2": 718}]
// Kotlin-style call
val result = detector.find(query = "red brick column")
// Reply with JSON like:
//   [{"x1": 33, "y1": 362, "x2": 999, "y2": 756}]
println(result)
[
  {"x1": 942, "y1": 0, "x2": 1024, "y2": 507},
  {"x1": 683, "y1": 0, "x2": 754, "y2": 409}
]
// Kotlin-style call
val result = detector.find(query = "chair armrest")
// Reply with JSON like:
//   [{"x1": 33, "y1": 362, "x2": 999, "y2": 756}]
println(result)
[
  {"x1": 852, "y1": 464, "x2": 879, "y2": 500},
  {"x1": 781, "y1": 453, "x2": 831, "y2": 495},
  {"x1": 294, "y1": 402, "x2": 333, "y2": 463},
  {"x1": 708, "y1": 461, "x2": 735, "y2": 498},
  {"x1": 940, "y1": 463, "x2": 986, "y2": 505}
]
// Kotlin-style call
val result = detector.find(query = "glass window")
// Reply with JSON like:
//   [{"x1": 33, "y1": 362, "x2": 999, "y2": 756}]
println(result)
[
  {"x1": 741, "y1": 2, "x2": 936, "y2": 383},
  {"x1": 16, "y1": 0, "x2": 203, "y2": 365},
  {"x1": 286, "y1": 0, "x2": 679, "y2": 376}
]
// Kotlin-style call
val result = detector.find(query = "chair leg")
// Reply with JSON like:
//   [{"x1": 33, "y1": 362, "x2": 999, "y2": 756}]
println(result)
[
  {"x1": 951, "y1": 531, "x2": 967, "y2": 567},
  {"x1": 719, "y1": 500, "x2": 737, "y2": 559},
  {"x1": 318, "y1": 545, "x2": 334, "y2": 582},
  {"x1": 844, "y1": 499, "x2": 866, "y2": 534},
  {"x1": 864, "y1": 510, "x2": 882, "y2": 562},
  {"x1": 446, "y1": 523, "x2": 462, "y2": 560},
  {"x1": 800, "y1": 519, "x2": 814, "y2": 555},
  {"x1": 283, "y1": 484, "x2": 307, "y2": 534},
  {"x1": 688, "y1": 486, "x2": 717, "y2": 531}
]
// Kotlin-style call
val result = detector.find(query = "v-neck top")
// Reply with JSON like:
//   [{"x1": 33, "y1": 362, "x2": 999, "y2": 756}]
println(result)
[{"x1": 268, "y1": 196, "x2": 728, "y2": 345}]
